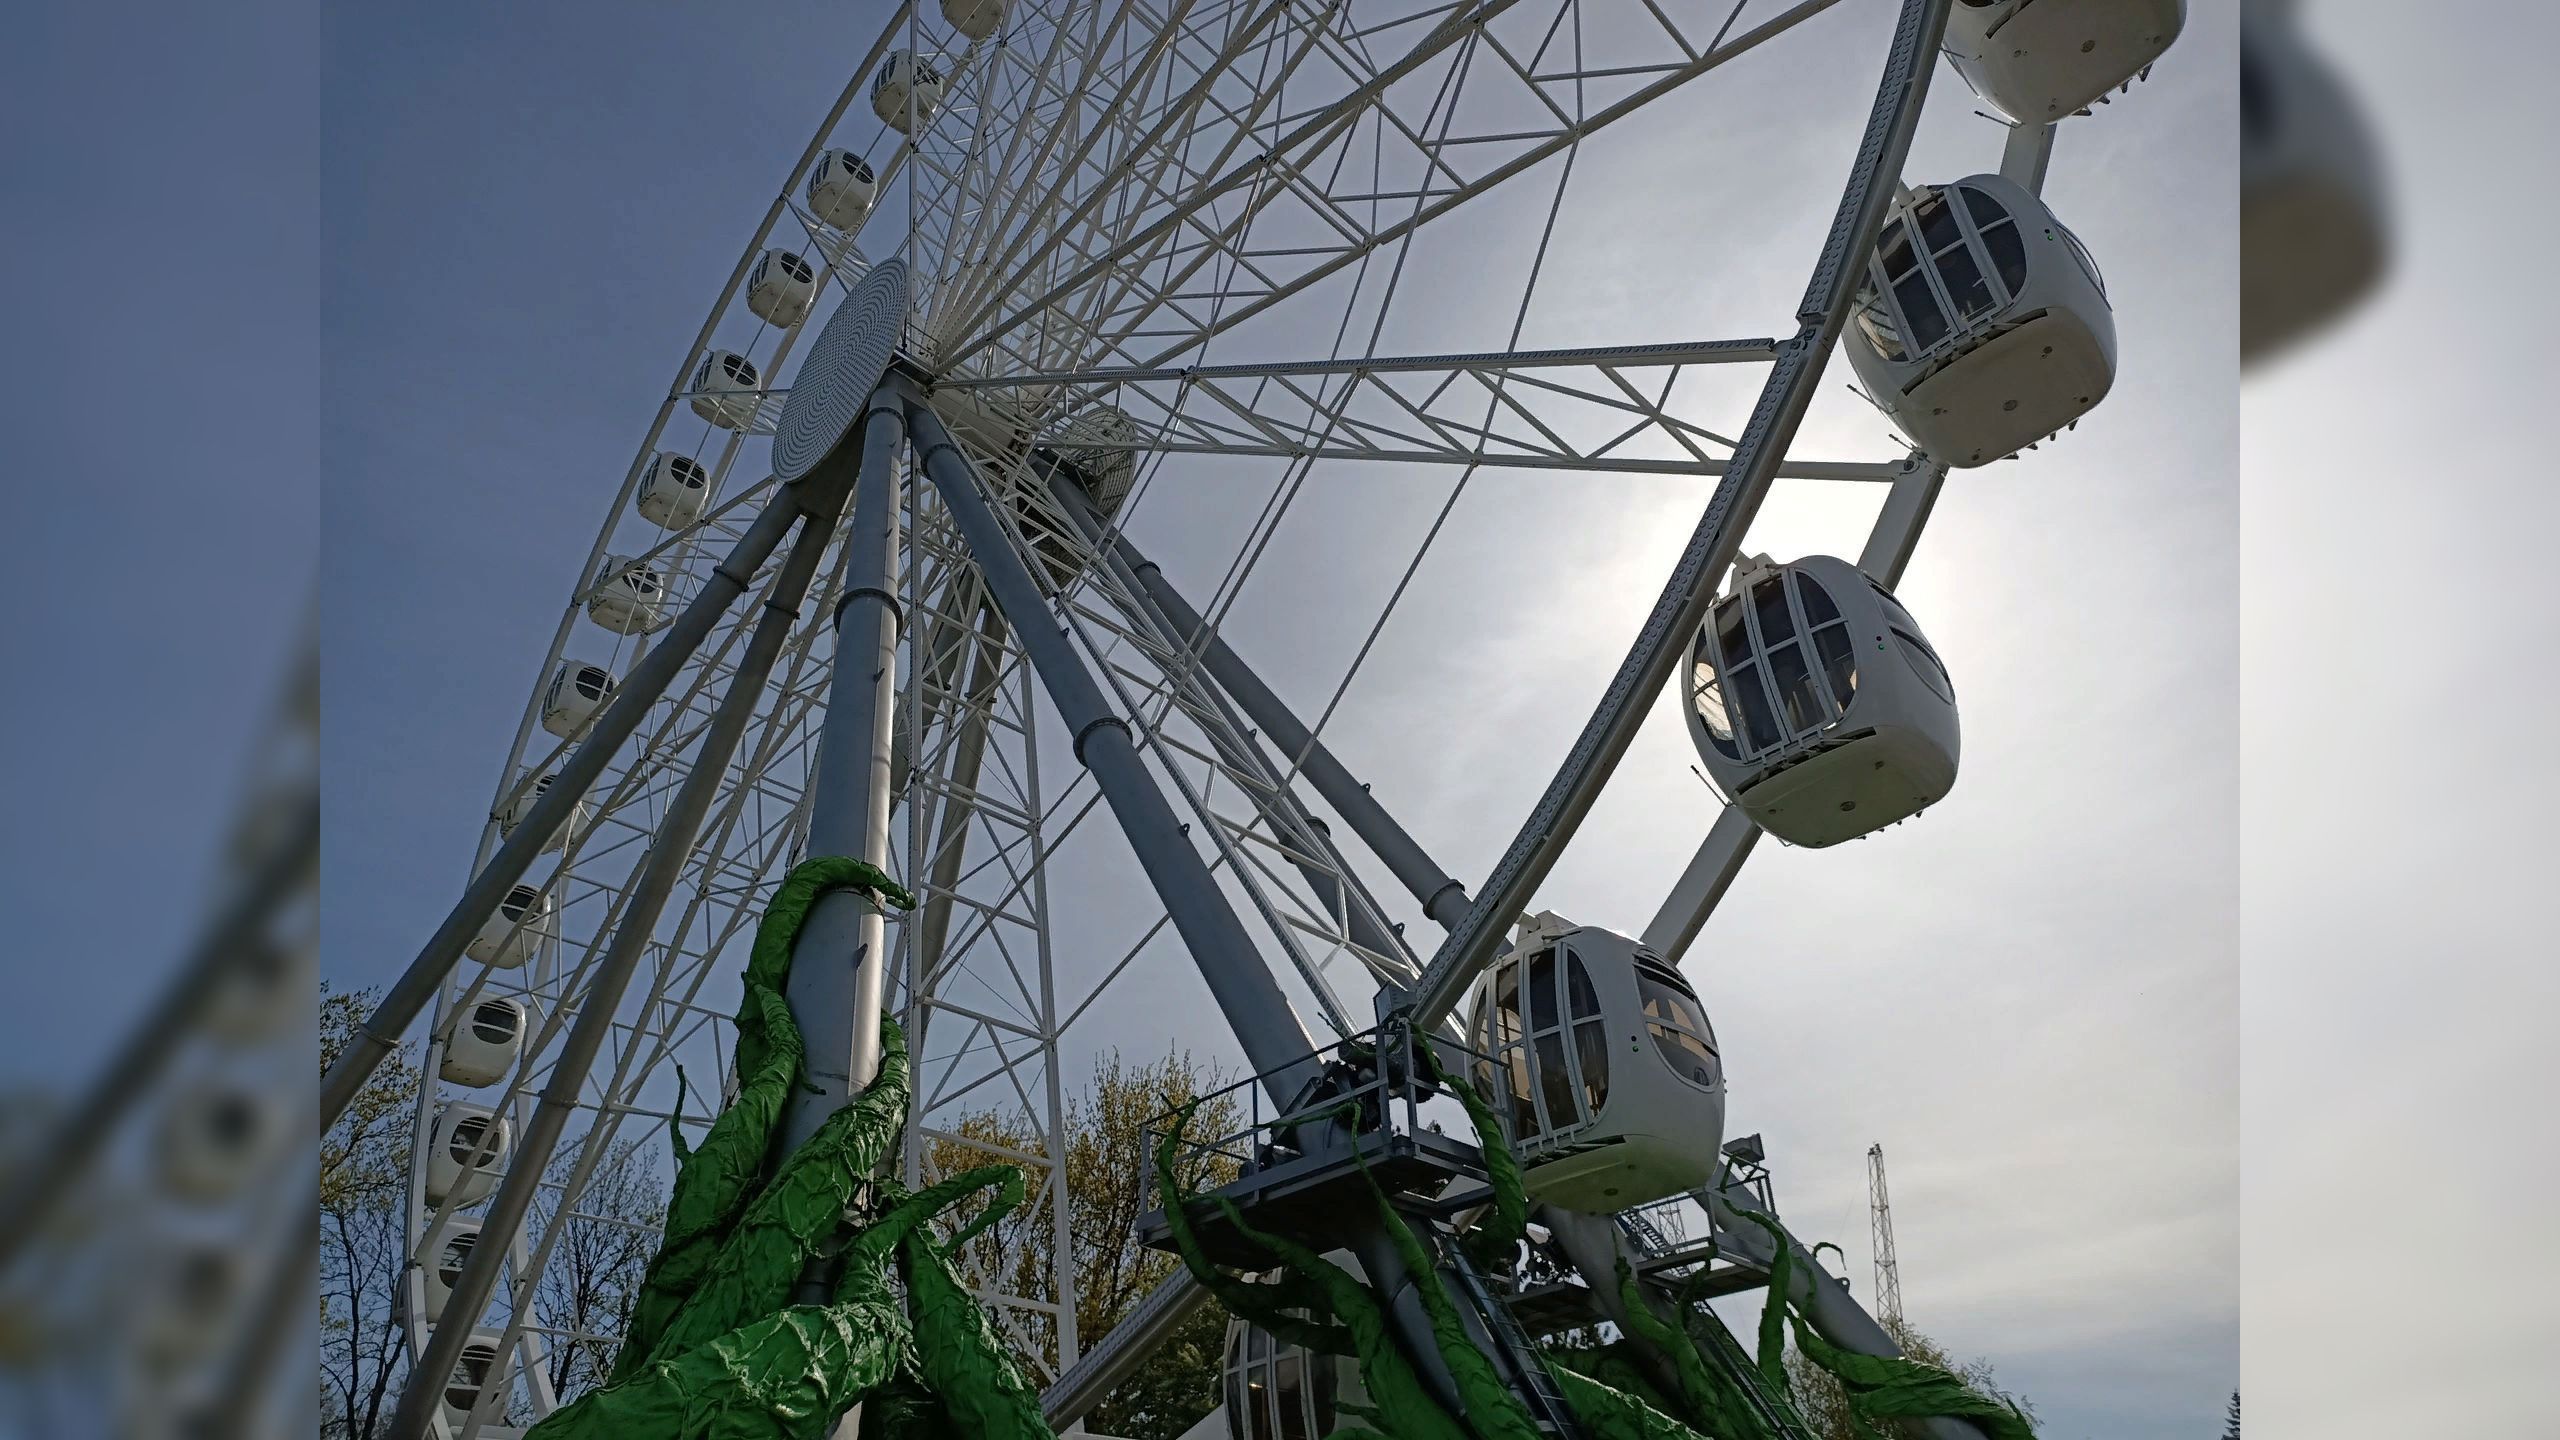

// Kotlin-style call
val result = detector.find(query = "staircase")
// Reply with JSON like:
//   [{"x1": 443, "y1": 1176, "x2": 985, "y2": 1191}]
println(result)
[
  {"x1": 1445, "y1": 1239, "x2": 1587, "y2": 1440},
  {"x1": 1613, "y1": 1211, "x2": 1818, "y2": 1440}
]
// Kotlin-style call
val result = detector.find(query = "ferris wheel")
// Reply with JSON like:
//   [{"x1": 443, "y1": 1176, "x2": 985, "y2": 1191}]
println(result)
[{"x1": 316, "y1": 1, "x2": 2190, "y2": 1436}]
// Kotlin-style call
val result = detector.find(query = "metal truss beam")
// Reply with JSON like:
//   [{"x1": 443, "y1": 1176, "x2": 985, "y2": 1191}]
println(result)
[{"x1": 1408, "y1": 0, "x2": 1954, "y2": 1030}]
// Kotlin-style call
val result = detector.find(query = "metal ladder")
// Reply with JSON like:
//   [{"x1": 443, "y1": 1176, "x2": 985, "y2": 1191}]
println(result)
[
  {"x1": 1687, "y1": 1302, "x2": 1819, "y2": 1440},
  {"x1": 1445, "y1": 1239, "x2": 1587, "y2": 1440},
  {"x1": 1612, "y1": 1210, "x2": 1816, "y2": 1440}
]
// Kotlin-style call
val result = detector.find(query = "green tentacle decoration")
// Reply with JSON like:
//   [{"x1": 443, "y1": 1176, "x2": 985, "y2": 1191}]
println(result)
[
  {"x1": 646, "y1": 1021, "x2": 912, "y2": 1364},
  {"x1": 1153, "y1": 1103, "x2": 1468, "y2": 1440},
  {"x1": 1350, "y1": 1145, "x2": 1545, "y2": 1440},
  {"x1": 527, "y1": 854, "x2": 1058, "y2": 1440},
  {"x1": 1785, "y1": 1314, "x2": 2037, "y2": 1440},
  {"x1": 1414, "y1": 1035, "x2": 1527, "y2": 1269},
  {"x1": 1549, "y1": 1364, "x2": 1720, "y2": 1440},
  {"x1": 613, "y1": 856, "x2": 916, "y2": 1382},
  {"x1": 1742, "y1": 1210, "x2": 1797, "y2": 1400},
  {"x1": 900, "y1": 1168, "x2": 1053, "y2": 1440},
  {"x1": 1608, "y1": 1257, "x2": 1776, "y2": 1440},
  {"x1": 1736, "y1": 1208, "x2": 2037, "y2": 1439},
  {"x1": 1151, "y1": 1102, "x2": 1352, "y2": 1354}
]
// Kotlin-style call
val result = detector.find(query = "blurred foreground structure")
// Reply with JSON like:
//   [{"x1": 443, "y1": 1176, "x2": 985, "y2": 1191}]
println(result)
[{"x1": 0, "y1": 631, "x2": 316, "y2": 1437}]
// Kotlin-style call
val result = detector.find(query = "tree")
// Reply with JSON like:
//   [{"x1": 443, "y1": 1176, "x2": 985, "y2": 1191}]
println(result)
[
  {"x1": 527, "y1": 1135, "x2": 670, "y2": 1401},
  {"x1": 320, "y1": 985, "x2": 419, "y2": 1440},
  {"x1": 928, "y1": 1047, "x2": 1243, "y2": 1440},
  {"x1": 1780, "y1": 1313, "x2": 2038, "y2": 1440},
  {"x1": 321, "y1": 983, "x2": 680, "y2": 1429},
  {"x1": 2223, "y1": 1388, "x2": 2241, "y2": 1438}
]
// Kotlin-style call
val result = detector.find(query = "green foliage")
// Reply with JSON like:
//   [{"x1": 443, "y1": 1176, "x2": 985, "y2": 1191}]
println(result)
[
  {"x1": 521, "y1": 854, "x2": 1075, "y2": 1440},
  {"x1": 926, "y1": 1048, "x2": 1247, "y2": 1440}
]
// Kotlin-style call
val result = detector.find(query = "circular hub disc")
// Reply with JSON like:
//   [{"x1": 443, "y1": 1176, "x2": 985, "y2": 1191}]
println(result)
[{"x1": 774, "y1": 257, "x2": 909, "y2": 482}]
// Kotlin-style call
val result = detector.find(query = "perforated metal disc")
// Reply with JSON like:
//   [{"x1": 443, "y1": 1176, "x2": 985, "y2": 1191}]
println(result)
[{"x1": 773, "y1": 258, "x2": 908, "y2": 482}]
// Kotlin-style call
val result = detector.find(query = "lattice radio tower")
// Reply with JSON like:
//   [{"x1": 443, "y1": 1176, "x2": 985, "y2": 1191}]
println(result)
[{"x1": 1869, "y1": 1143, "x2": 1906, "y2": 1332}]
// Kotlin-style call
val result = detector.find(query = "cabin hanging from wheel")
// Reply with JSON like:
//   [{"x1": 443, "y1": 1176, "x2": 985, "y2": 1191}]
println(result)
[
  {"x1": 807, "y1": 148, "x2": 878, "y2": 230},
  {"x1": 1467, "y1": 913, "x2": 1725, "y2": 1213},
  {"x1": 1687, "y1": 553, "x2": 1959, "y2": 848},
  {"x1": 873, "y1": 52, "x2": 945, "y2": 132},
  {"x1": 1944, "y1": 0, "x2": 2185, "y2": 123},
  {"x1": 439, "y1": 997, "x2": 531, "y2": 1088},
  {"x1": 1842, "y1": 173, "x2": 2115, "y2": 467}
]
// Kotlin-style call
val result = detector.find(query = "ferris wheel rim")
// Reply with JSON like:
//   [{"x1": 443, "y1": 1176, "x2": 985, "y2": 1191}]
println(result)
[{"x1": 387, "y1": 2, "x2": 2008, "y2": 1432}]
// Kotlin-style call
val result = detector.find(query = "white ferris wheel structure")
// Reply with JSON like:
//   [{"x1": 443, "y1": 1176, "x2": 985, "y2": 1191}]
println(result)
[{"x1": 312, "y1": 1, "x2": 2193, "y2": 1436}]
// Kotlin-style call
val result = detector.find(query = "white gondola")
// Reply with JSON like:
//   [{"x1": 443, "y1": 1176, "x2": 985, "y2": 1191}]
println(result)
[
  {"x1": 585, "y1": 555, "x2": 670, "y2": 634},
  {"x1": 1222, "y1": 1300, "x2": 1362, "y2": 1440},
  {"x1": 1842, "y1": 173, "x2": 2116, "y2": 467},
  {"x1": 540, "y1": 660, "x2": 617, "y2": 739},
  {"x1": 807, "y1": 148, "x2": 878, "y2": 231},
  {"x1": 464, "y1": 883, "x2": 552, "y2": 969},
  {"x1": 872, "y1": 52, "x2": 945, "y2": 132},
  {"x1": 202, "y1": 935, "x2": 314, "y2": 1045},
  {"x1": 634, "y1": 452, "x2": 711, "y2": 531},
  {"x1": 746, "y1": 247, "x2": 819, "y2": 328},
  {"x1": 1944, "y1": 0, "x2": 2185, "y2": 124},
  {"x1": 439, "y1": 997, "x2": 531, "y2": 1088},
  {"x1": 1467, "y1": 913, "x2": 1724, "y2": 1213},
  {"x1": 426, "y1": 1104, "x2": 513, "y2": 1208},
  {"x1": 133, "y1": 1244, "x2": 238, "y2": 1373},
  {"x1": 420, "y1": 1219, "x2": 483, "y2": 1324},
  {"x1": 1055, "y1": 405, "x2": 1141, "y2": 517},
  {"x1": 2239, "y1": 2, "x2": 2386, "y2": 362},
  {"x1": 156, "y1": 1086, "x2": 277, "y2": 1203},
  {"x1": 688, "y1": 349, "x2": 763, "y2": 430},
  {"x1": 439, "y1": 1330, "x2": 508, "y2": 1433},
  {"x1": 1686, "y1": 554, "x2": 1960, "y2": 848},
  {"x1": 942, "y1": 0, "x2": 1008, "y2": 42},
  {"x1": 495, "y1": 772, "x2": 586, "y2": 856}
]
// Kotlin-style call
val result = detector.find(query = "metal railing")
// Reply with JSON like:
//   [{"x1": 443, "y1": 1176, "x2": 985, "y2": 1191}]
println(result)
[{"x1": 1139, "y1": 1022, "x2": 1500, "y2": 1209}]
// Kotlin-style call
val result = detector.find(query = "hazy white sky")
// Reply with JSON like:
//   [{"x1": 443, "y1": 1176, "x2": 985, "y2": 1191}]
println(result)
[{"x1": 321, "y1": 3, "x2": 2238, "y2": 1435}]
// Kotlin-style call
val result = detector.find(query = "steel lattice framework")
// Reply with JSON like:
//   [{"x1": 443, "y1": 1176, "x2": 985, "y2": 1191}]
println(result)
[{"x1": 324, "y1": 1, "x2": 2097, "y2": 1436}]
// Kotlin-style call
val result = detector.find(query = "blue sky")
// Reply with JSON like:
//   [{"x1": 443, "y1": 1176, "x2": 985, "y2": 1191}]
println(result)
[
  {"x1": 310, "y1": 2, "x2": 2235, "y2": 1435},
  {"x1": 10, "y1": 3, "x2": 2558, "y2": 1437},
  {"x1": 0, "y1": 5, "x2": 318, "y2": 1077}
]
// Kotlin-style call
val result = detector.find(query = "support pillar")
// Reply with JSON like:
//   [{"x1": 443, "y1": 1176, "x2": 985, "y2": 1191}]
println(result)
[
  {"x1": 1107, "y1": 531, "x2": 1473, "y2": 931},
  {"x1": 387, "y1": 488, "x2": 847, "y2": 1440},
  {"x1": 903, "y1": 392, "x2": 1322, "y2": 1102},
  {"x1": 778, "y1": 388, "x2": 908, "y2": 1159},
  {"x1": 322, "y1": 494, "x2": 805, "y2": 1129}
]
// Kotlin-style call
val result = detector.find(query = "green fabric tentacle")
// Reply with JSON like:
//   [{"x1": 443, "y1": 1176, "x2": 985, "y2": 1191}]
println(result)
[
  {"x1": 1786, "y1": 1313, "x2": 2036, "y2": 1440},
  {"x1": 525, "y1": 853, "x2": 1061, "y2": 1440},
  {"x1": 614, "y1": 856, "x2": 917, "y2": 1383}
]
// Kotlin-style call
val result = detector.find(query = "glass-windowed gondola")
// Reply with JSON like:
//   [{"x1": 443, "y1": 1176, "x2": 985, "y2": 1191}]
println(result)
[
  {"x1": 942, "y1": 0, "x2": 1009, "y2": 43},
  {"x1": 426, "y1": 1103, "x2": 512, "y2": 1208},
  {"x1": 807, "y1": 148, "x2": 878, "y2": 231},
  {"x1": 873, "y1": 52, "x2": 945, "y2": 132},
  {"x1": 688, "y1": 350, "x2": 763, "y2": 431},
  {"x1": 1687, "y1": 554, "x2": 1959, "y2": 848},
  {"x1": 586, "y1": 555, "x2": 670, "y2": 634},
  {"x1": 418, "y1": 1220, "x2": 481, "y2": 1324},
  {"x1": 496, "y1": 771, "x2": 586, "y2": 855},
  {"x1": 439, "y1": 997, "x2": 530, "y2": 1089},
  {"x1": 1467, "y1": 913, "x2": 1724, "y2": 1213},
  {"x1": 1222, "y1": 1298, "x2": 1356, "y2": 1440},
  {"x1": 746, "y1": 247, "x2": 818, "y2": 328},
  {"x1": 540, "y1": 659, "x2": 618, "y2": 737},
  {"x1": 2239, "y1": 2, "x2": 2386, "y2": 362},
  {"x1": 1842, "y1": 173, "x2": 2116, "y2": 466}
]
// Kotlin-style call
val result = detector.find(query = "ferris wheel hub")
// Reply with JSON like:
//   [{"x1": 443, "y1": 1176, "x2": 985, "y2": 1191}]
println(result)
[{"x1": 773, "y1": 258, "x2": 909, "y2": 483}]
